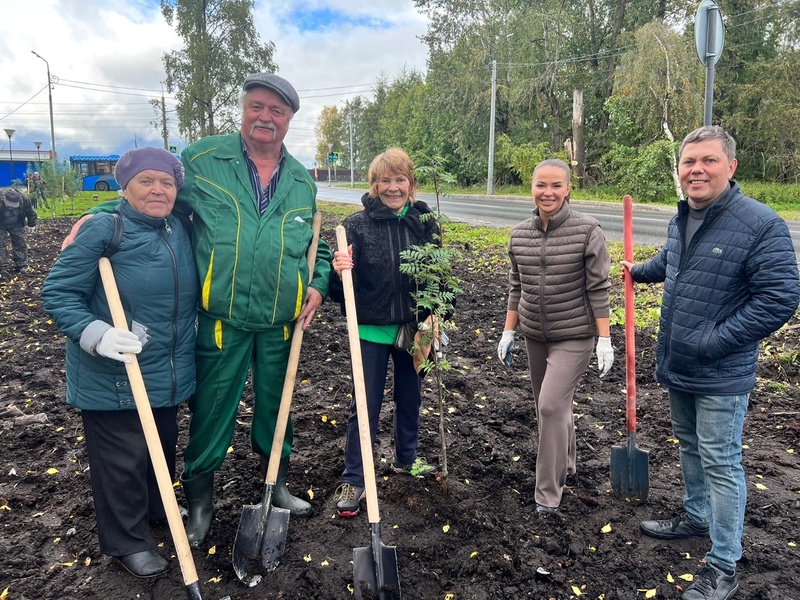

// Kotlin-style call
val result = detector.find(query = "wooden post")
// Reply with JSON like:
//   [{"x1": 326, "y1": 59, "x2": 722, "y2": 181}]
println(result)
[{"x1": 572, "y1": 89, "x2": 585, "y2": 189}]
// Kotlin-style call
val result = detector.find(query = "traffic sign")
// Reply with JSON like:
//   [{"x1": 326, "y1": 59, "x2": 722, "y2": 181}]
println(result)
[
  {"x1": 169, "y1": 145, "x2": 178, "y2": 154},
  {"x1": 328, "y1": 152, "x2": 339, "y2": 164},
  {"x1": 695, "y1": 0, "x2": 724, "y2": 67}
]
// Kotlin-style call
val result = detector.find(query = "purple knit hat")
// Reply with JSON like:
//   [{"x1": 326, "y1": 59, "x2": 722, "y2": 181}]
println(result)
[{"x1": 115, "y1": 147, "x2": 184, "y2": 190}]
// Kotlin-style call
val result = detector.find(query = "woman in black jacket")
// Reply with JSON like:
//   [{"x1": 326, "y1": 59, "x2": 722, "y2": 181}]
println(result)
[{"x1": 328, "y1": 148, "x2": 438, "y2": 517}]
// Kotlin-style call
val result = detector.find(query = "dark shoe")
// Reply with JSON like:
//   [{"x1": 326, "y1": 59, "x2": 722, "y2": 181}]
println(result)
[
  {"x1": 113, "y1": 550, "x2": 168, "y2": 578},
  {"x1": 640, "y1": 512, "x2": 710, "y2": 540},
  {"x1": 536, "y1": 504, "x2": 558, "y2": 513},
  {"x1": 335, "y1": 483, "x2": 365, "y2": 517},
  {"x1": 271, "y1": 456, "x2": 313, "y2": 517},
  {"x1": 389, "y1": 457, "x2": 438, "y2": 478},
  {"x1": 181, "y1": 472, "x2": 214, "y2": 547},
  {"x1": 682, "y1": 564, "x2": 739, "y2": 600}
]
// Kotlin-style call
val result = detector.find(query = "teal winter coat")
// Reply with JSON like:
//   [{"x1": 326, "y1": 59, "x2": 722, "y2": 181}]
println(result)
[{"x1": 41, "y1": 201, "x2": 198, "y2": 410}]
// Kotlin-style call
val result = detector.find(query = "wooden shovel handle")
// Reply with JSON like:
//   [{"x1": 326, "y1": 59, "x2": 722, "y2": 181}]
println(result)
[
  {"x1": 264, "y1": 211, "x2": 323, "y2": 485},
  {"x1": 623, "y1": 195, "x2": 637, "y2": 434},
  {"x1": 335, "y1": 225, "x2": 380, "y2": 524},
  {"x1": 98, "y1": 257, "x2": 200, "y2": 589}
]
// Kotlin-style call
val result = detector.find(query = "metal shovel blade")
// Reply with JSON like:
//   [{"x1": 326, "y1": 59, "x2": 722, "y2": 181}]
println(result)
[
  {"x1": 610, "y1": 436, "x2": 650, "y2": 501},
  {"x1": 232, "y1": 485, "x2": 290, "y2": 586},
  {"x1": 353, "y1": 523, "x2": 400, "y2": 600}
]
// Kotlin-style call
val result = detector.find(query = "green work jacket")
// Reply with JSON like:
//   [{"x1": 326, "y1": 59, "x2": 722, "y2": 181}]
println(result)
[{"x1": 177, "y1": 133, "x2": 331, "y2": 330}]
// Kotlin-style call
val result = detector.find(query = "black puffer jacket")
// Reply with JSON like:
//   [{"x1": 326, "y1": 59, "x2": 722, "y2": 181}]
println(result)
[{"x1": 328, "y1": 194, "x2": 439, "y2": 325}]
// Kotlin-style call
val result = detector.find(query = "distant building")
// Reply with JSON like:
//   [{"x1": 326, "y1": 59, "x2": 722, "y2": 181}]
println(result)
[{"x1": 0, "y1": 149, "x2": 53, "y2": 187}]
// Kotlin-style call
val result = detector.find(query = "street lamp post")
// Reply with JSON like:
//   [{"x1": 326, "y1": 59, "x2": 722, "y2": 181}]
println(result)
[
  {"x1": 31, "y1": 51, "x2": 56, "y2": 167},
  {"x1": 34, "y1": 142, "x2": 42, "y2": 164},
  {"x1": 487, "y1": 54, "x2": 497, "y2": 196},
  {"x1": 4, "y1": 128, "x2": 15, "y2": 186}
]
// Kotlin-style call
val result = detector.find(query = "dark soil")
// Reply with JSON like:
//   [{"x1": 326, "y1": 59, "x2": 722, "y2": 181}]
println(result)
[{"x1": 2, "y1": 210, "x2": 799, "y2": 600}]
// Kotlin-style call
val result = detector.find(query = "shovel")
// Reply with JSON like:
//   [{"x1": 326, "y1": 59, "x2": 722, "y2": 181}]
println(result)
[
  {"x1": 335, "y1": 225, "x2": 401, "y2": 600},
  {"x1": 610, "y1": 195, "x2": 650, "y2": 501},
  {"x1": 232, "y1": 212, "x2": 322, "y2": 586},
  {"x1": 98, "y1": 258, "x2": 203, "y2": 600}
]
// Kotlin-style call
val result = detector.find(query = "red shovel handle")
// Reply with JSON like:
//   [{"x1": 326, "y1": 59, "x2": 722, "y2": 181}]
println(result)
[{"x1": 623, "y1": 195, "x2": 637, "y2": 434}]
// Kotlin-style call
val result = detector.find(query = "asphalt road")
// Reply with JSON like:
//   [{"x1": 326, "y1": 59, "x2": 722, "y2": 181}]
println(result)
[{"x1": 317, "y1": 185, "x2": 800, "y2": 255}]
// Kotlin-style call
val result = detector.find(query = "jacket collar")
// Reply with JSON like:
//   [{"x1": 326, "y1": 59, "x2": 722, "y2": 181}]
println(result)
[
  {"x1": 361, "y1": 194, "x2": 433, "y2": 237},
  {"x1": 532, "y1": 200, "x2": 571, "y2": 232}
]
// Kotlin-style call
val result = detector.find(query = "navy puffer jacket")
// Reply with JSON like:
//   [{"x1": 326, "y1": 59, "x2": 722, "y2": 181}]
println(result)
[
  {"x1": 630, "y1": 182, "x2": 799, "y2": 395},
  {"x1": 41, "y1": 200, "x2": 198, "y2": 410}
]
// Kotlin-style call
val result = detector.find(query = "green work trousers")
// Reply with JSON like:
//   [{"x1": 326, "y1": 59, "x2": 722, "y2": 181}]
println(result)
[{"x1": 183, "y1": 311, "x2": 294, "y2": 478}]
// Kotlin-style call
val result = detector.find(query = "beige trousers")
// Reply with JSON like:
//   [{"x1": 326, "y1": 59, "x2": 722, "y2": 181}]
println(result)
[{"x1": 524, "y1": 336, "x2": 594, "y2": 508}]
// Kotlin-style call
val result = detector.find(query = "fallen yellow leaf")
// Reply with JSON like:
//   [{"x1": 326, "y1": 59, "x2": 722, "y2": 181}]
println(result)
[
  {"x1": 679, "y1": 574, "x2": 694, "y2": 582},
  {"x1": 442, "y1": 524, "x2": 450, "y2": 533},
  {"x1": 600, "y1": 523, "x2": 612, "y2": 533},
  {"x1": 208, "y1": 546, "x2": 217, "y2": 555},
  {"x1": 46, "y1": 468, "x2": 58, "y2": 475},
  {"x1": 755, "y1": 483, "x2": 768, "y2": 490},
  {"x1": 208, "y1": 576, "x2": 222, "y2": 583},
  {"x1": 571, "y1": 585, "x2": 583, "y2": 596},
  {"x1": 321, "y1": 415, "x2": 328, "y2": 423},
  {"x1": 667, "y1": 572, "x2": 675, "y2": 583},
  {"x1": 470, "y1": 551, "x2": 478, "y2": 558},
  {"x1": 512, "y1": 456, "x2": 520, "y2": 462},
  {"x1": 320, "y1": 559, "x2": 329, "y2": 566}
]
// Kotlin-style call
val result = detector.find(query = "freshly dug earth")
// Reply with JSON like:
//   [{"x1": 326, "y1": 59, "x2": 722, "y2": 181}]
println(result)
[{"x1": 1, "y1": 209, "x2": 799, "y2": 600}]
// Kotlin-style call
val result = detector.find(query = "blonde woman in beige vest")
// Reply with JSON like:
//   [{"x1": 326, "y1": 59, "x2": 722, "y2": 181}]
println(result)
[{"x1": 497, "y1": 158, "x2": 614, "y2": 512}]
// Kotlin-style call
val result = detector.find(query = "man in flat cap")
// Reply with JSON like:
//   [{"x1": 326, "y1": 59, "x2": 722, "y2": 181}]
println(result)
[
  {"x1": 175, "y1": 72, "x2": 332, "y2": 546},
  {"x1": 63, "y1": 73, "x2": 331, "y2": 545},
  {"x1": 1, "y1": 188, "x2": 37, "y2": 279}
]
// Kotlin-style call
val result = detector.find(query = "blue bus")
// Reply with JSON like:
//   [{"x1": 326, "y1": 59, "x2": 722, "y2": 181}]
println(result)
[{"x1": 69, "y1": 155, "x2": 120, "y2": 191}]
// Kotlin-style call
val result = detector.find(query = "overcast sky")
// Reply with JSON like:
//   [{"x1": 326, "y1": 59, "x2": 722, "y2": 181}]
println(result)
[{"x1": 0, "y1": 0, "x2": 430, "y2": 167}]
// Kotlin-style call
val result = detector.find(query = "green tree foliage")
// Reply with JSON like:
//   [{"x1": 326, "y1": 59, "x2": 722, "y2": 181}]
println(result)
[
  {"x1": 320, "y1": 1, "x2": 800, "y2": 191},
  {"x1": 606, "y1": 21, "x2": 703, "y2": 146},
  {"x1": 160, "y1": 0, "x2": 276, "y2": 143},
  {"x1": 602, "y1": 140, "x2": 678, "y2": 202},
  {"x1": 314, "y1": 106, "x2": 347, "y2": 167},
  {"x1": 26, "y1": 160, "x2": 82, "y2": 202}
]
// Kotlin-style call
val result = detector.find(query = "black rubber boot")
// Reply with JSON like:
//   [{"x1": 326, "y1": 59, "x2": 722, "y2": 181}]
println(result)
[
  {"x1": 267, "y1": 456, "x2": 313, "y2": 517},
  {"x1": 181, "y1": 472, "x2": 214, "y2": 547}
]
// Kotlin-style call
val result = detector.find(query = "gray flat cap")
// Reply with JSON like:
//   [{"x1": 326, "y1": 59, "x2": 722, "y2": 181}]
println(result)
[{"x1": 243, "y1": 73, "x2": 300, "y2": 113}]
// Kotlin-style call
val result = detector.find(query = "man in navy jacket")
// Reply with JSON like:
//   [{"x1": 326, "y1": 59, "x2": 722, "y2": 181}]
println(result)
[{"x1": 622, "y1": 126, "x2": 799, "y2": 600}]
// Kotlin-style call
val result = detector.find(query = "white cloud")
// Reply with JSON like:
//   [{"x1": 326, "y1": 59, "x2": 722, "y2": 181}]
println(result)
[{"x1": 0, "y1": 0, "x2": 429, "y2": 166}]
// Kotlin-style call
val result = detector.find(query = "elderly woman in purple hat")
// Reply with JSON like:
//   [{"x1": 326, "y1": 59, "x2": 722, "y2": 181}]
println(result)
[{"x1": 41, "y1": 147, "x2": 198, "y2": 579}]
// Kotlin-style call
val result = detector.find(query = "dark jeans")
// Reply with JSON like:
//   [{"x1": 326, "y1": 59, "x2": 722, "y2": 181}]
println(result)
[
  {"x1": 0, "y1": 227, "x2": 28, "y2": 272},
  {"x1": 341, "y1": 340, "x2": 423, "y2": 486}
]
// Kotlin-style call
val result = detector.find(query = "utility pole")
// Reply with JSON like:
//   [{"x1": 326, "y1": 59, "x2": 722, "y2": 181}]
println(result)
[
  {"x1": 348, "y1": 113, "x2": 354, "y2": 187},
  {"x1": 487, "y1": 55, "x2": 497, "y2": 196},
  {"x1": 572, "y1": 90, "x2": 585, "y2": 189},
  {"x1": 31, "y1": 51, "x2": 56, "y2": 167},
  {"x1": 327, "y1": 142, "x2": 333, "y2": 187},
  {"x1": 161, "y1": 86, "x2": 169, "y2": 150}
]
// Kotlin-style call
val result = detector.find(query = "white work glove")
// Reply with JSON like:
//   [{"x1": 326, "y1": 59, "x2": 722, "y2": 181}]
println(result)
[
  {"x1": 96, "y1": 328, "x2": 142, "y2": 364},
  {"x1": 497, "y1": 330, "x2": 516, "y2": 365},
  {"x1": 25, "y1": 226, "x2": 35, "y2": 234},
  {"x1": 595, "y1": 336, "x2": 614, "y2": 378}
]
